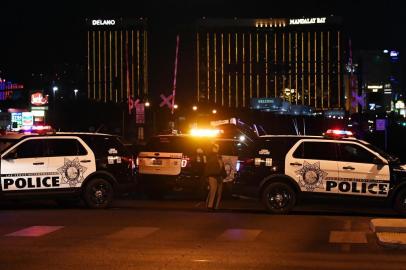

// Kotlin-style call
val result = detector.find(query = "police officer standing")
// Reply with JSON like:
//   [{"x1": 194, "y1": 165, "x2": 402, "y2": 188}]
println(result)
[{"x1": 204, "y1": 143, "x2": 226, "y2": 211}]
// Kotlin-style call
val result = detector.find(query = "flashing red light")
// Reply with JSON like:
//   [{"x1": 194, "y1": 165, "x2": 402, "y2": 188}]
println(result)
[{"x1": 325, "y1": 129, "x2": 354, "y2": 138}]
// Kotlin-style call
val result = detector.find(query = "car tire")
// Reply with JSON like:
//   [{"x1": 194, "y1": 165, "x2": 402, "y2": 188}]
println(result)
[
  {"x1": 262, "y1": 182, "x2": 296, "y2": 214},
  {"x1": 394, "y1": 188, "x2": 406, "y2": 215},
  {"x1": 83, "y1": 178, "x2": 114, "y2": 209}
]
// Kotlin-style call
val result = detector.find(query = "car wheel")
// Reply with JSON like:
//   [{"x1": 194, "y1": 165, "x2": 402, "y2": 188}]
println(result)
[
  {"x1": 262, "y1": 182, "x2": 296, "y2": 214},
  {"x1": 394, "y1": 188, "x2": 406, "y2": 215},
  {"x1": 83, "y1": 178, "x2": 114, "y2": 209}
]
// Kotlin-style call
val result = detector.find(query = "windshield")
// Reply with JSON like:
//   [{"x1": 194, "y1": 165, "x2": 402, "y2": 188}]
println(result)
[{"x1": 0, "y1": 139, "x2": 19, "y2": 153}]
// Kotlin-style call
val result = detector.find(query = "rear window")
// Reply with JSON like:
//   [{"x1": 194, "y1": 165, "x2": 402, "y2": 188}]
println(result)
[
  {"x1": 46, "y1": 139, "x2": 87, "y2": 157},
  {"x1": 145, "y1": 136, "x2": 207, "y2": 155},
  {"x1": 81, "y1": 136, "x2": 128, "y2": 158},
  {"x1": 255, "y1": 138, "x2": 299, "y2": 167}
]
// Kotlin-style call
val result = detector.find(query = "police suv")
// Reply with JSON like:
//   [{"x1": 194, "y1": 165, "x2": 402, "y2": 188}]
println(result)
[
  {"x1": 137, "y1": 133, "x2": 247, "y2": 198},
  {"x1": 234, "y1": 130, "x2": 406, "y2": 214},
  {"x1": 0, "y1": 132, "x2": 136, "y2": 208}
]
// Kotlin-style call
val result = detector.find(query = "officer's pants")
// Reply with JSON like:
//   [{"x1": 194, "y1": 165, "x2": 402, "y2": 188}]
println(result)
[{"x1": 206, "y1": 176, "x2": 223, "y2": 209}]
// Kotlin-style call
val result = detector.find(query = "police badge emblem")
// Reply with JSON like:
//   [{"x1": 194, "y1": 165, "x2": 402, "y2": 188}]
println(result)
[
  {"x1": 57, "y1": 158, "x2": 87, "y2": 187},
  {"x1": 295, "y1": 161, "x2": 328, "y2": 191}
]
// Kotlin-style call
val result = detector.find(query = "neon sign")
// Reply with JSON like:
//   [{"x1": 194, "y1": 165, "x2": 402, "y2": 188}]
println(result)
[{"x1": 31, "y1": 92, "x2": 49, "y2": 106}]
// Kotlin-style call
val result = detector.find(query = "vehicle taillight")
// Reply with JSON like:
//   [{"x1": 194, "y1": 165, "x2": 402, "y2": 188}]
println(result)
[{"x1": 181, "y1": 156, "x2": 190, "y2": 168}]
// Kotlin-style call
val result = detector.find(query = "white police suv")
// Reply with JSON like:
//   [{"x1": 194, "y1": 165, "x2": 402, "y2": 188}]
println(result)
[
  {"x1": 234, "y1": 130, "x2": 406, "y2": 214},
  {"x1": 0, "y1": 132, "x2": 136, "y2": 208},
  {"x1": 137, "y1": 133, "x2": 246, "y2": 198}
]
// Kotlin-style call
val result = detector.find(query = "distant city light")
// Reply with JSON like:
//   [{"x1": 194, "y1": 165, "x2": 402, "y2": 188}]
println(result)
[
  {"x1": 383, "y1": 49, "x2": 389, "y2": 54},
  {"x1": 390, "y1": 50, "x2": 399, "y2": 57},
  {"x1": 212, "y1": 109, "x2": 217, "y2": 114},
  {"x1": 192, "y1": 105, "x2": 198, "y2": 111},
  {"x1": 52, "y1": 86, "x2": 58, "y2": 92},
  {"x1": 145, "y1": 101, "x2": 150, "y2": 107},
  {"x1": 173, "y1": 104, "x2": 178, "y2": 109}
]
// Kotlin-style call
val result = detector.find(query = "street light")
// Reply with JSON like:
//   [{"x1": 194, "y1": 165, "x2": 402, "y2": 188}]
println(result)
[
  {"x1": 174, "y1": 104, "x2": 179, "y2": 109},
  {"x1": 74, "y1": 89, "x2": 78, "y2": 98},
  {"x1": 53, "y1": 86, "x2": 58, "y2": 93},
  {"x1": 212, "y1": 109, "x2": 217, "y2": 114},
  {"x1": 145, "y1": 101, "x2": 150, "y2": 107},
  {"x1": 192, "y1": 105, "x2": 198, "y2": 111}
]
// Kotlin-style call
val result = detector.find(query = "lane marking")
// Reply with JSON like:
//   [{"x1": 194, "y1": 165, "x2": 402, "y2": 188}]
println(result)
[
  {"x1": 107, "y1": 227, "x2": 159, "y2": 239},
  {"x1": 6, "y1": 226, "x2": 64, "y2": 237},
  {"x1": 329, "y1": 231, "x2": 368, "y2": 244},
  {"x1": 218, "y1": 229, "x2": 262, "y2": 241}
]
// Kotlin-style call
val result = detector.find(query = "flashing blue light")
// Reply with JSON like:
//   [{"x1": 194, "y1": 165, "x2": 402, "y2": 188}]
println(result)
[{"x1": 390, "y1": 50, "x2": 399, "y2": 57}]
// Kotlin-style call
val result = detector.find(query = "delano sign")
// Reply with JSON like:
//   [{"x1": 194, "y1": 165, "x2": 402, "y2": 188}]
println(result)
[
  {"x1": 92, "y1": 19, "x2": 116, "y2": 26},
  {"x1": 289, "y1": 17, "x2": 327, "y2": 25}
]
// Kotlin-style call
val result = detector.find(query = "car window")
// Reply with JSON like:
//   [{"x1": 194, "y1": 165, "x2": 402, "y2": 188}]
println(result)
[
  {"x1": 46, "y1": 139, "x2": 87, "y2": 157},
  {"x1": 293, "y1": 141, "x2": 337, "y2": 161},
  {"x1": 145, "y1": 136, "x2": 202, "y2": 155},
  {"x1": 13, "y1": 139, "x2": 46, "y2": 159},
  {"x1": 83, "y1": 136, "x2": 128, "y2": 158},
  {"x1": 339, "y1": 143, "x2": 376, "y2": 164}
]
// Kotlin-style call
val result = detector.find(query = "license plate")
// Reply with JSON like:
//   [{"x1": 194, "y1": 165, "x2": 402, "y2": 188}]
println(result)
[{"x1": 152, "y1": 159, "x2": 163, "y2": 165}]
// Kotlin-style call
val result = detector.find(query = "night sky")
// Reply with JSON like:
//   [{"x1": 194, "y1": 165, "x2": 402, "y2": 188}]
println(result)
[{"x1": 1, "y1": 0, "x2": 405, "y2": 92}]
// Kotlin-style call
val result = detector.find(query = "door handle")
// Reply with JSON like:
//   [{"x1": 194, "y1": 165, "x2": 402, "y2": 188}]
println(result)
[
  {"x1": 343, "y1": 166, "x2": 355, "y2": 170},
  {"x1": 33, "y1": 162, "x2": 44, "y2": 165},
  {"x1": 290, "y1": 162, "x2": 302, "y2": 166},
  {"x1": 80, "y1": 160, "x2": 91, "y2": 163}
]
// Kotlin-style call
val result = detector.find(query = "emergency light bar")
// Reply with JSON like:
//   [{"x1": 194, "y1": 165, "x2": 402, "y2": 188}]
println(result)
[
  {"x1": 324, "y1": 129, "x2": 354, "y2": 138},
  {"x1": 190, "y1": 128, "x2": 221, "y2": 137}
]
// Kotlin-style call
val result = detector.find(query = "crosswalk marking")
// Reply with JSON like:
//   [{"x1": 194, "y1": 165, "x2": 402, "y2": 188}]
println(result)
[
  {"x1": 329, "y1": 231, "x2": 368, "y2": 244},
  {"x1": 5, "y1": 226, "x2": 64, "y2": 237},
  {"x1": 107, "y1": 227, "x2": 159, "y2": 239},
  {"x1": 218, "y1": 229, "x2": 262, "y2": 241}
]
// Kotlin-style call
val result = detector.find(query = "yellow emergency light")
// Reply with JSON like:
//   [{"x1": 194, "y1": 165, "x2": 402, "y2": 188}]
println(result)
[{"x1": 190, "y1": 128, "x2": 221, "y2": 137}]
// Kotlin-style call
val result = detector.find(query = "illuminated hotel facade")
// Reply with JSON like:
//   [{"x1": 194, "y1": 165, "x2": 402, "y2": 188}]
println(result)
[
  {"x1": 86, "y1": 18, "x2": 148, "y2": 103},
  {"x1": 195, "y1": 17, "x2": 345, "y2": 110}
]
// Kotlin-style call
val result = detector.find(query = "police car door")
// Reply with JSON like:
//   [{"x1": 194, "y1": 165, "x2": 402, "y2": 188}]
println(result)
[
  {"x1": 336, "y1": 142, "x2": 390, "y2": 197},
  {"x1": 45, "y1": 137, "x2": 96, "y2": 189},
  {"x1": 286, "y1": 140, "x2": 339, "y2": 194},
  {"x1": 0, "y1": 138, "x2": 50, "y2": 192},
  {"x1": 216, "y1": 140, "x2": 240, "y2": 183}
]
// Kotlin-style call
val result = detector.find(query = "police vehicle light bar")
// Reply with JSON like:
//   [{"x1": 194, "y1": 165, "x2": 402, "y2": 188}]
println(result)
[
  {"x1": 324, "y1": 129, "x2": 354, "y2": 137},
  {"x1": 190, "y1": 128, "x2": 221, "y2": 137}
]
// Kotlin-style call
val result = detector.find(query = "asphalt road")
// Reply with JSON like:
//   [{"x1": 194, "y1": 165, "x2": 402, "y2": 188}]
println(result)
[{"x1": 0, "y1": 198, "x2": 405, "y2": 270}]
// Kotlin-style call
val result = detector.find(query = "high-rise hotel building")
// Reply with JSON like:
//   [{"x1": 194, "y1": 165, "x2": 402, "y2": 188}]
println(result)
[
  {"x1": 86, "y1": 18, "x2": 148, "y2": 103},
  {"x1": 195, "y1": 17, "x2": 344, "y2": 110}
]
